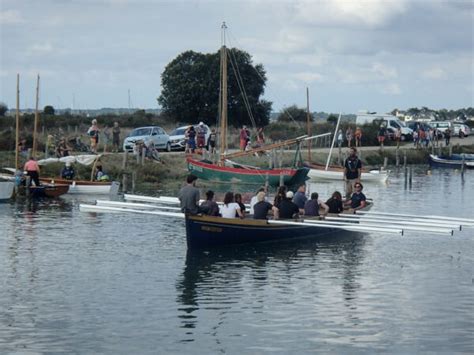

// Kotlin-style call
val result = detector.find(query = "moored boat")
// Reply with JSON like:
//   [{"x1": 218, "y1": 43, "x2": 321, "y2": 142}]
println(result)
[
  {"x1": 29, "y1": 183, "x2": 69, "y2": 198},
  {"x1": 0, "y1": 181, "x2": 15, "y2": 201},
  {"x1": 38, "y1": 177, "x2": 112, "y2": 194},
  {"x1": 187, "y1": 157, "x2": 310, "y2": 187},
  {"x1": 428, "y1": 154, "x2": 474, "y2": 169},
  {"x1": 306, "y1": 162, "x2": 390, "y2": 182}
]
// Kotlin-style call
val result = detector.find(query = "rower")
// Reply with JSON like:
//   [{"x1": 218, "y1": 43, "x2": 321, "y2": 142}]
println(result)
[{"x1": 344, "y1": 182, "x2": 366, "y2": 213}]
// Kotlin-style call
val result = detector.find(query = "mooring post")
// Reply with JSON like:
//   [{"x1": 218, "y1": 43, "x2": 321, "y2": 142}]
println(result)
[
  {"x1": 141, "y1": 147, "x2": 146, "y2": 165},
  {"x1": 265, "y1": 173, "x2": 269, "y2": 191},
  {"x1": 409, "y1": 166, "x2": 413, "y2": 188},
  {"x1": 461, "y1": 154, "x2": 465, "y2": 176},
  {"x1": 279, "y1": 172, "x2": 284, "y2": 187},
  {"x1": 396, "y1": 147, "x2": 400, "y2": 167},
  {"x1": 132, "y1": 171, "x2": 136, "y2": 193},
  {"x1": 383, "y1": 157, "x2": 388, "y2": 169},
  {"x1": 449, "y1": 145, "x2": 453, "y2": 157},
  {"x1": 403, "y1": 150, "x2": 407, "y2": 168}
]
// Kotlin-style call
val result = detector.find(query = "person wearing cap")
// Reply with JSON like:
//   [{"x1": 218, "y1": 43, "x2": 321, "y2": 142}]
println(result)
[
  {"x1": 275, "y1": 191, "x2": 300, "y2": 219},
  {"x1": 196, "y1": 122, "x2": 207, "y2": 151},
  {"x1": 178, "y1": 174, "x2": 202, "y2": 215},
  {"x1": 61, "y1": 162, "x2": 75, "y2": 180}
]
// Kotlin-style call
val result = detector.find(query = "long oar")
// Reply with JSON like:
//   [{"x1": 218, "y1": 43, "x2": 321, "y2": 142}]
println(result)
[
  {"x1": 324, "y1": 217, "x2": 454, "y2": 235},
  {"x1": 332, "y1": 215, "x2": 462, "y2": 230},
  {"x1": 269, "y1": 219, "x2": 403, "y2": 235},
  {"x1": 356, "y1": 211, "x2": 474, "y2": 224},
  {"x1": 96, "y1": 200, "x2": 181, "y2": 211},
  {"x1": 80, "y1": 204, "x2": 184, "y2": 218}
]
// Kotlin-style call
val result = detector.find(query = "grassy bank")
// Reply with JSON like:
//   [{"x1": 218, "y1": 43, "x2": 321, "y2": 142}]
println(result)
[{"x1": 2, "y1": 143, "x2": 473, "y2": 194}]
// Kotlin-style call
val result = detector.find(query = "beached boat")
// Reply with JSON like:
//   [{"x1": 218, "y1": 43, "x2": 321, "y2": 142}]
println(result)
[
  {"x1": 306, "y1": 162, "x2": 390, "y2": 182},
  {"x1": 428, "y1": 154, "x2": 474, "y2": 169},
  {"x1": 0, "y1": 181, "x2": 15, "y2": 201}
]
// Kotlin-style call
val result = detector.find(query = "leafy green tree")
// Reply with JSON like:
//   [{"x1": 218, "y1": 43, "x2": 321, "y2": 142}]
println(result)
[
  {"x1": 43, "y1": 105, "x2": 55, "y2": 115},
  {"x1": 277, "y1": 105, "x2": 312, "y2": 122},
  {"x1": 158, "y1": 48, "x2": 271, "y2": 127},
  {"x1": 0, "y1": 102, "x2": 7, "y2": 116},
  {"x1": 327, "y1": 114, "x2": 338, "y2": 125}
]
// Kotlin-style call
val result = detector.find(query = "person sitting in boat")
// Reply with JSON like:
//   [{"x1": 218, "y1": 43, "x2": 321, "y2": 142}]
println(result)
[
  {"x1": 178, "y1": 174, "x2": 202, "y2": 215},
  {"x1": 200, "y1": 190, "x2": 220, "y2": 217},
  {"x1": 344, "y1": 147, "x2": 361, "y2": 198},
  {"x1": 95, "y1": 165, "x2": 109, "y2": 181},
  {"x1": 23, "y1": 156, "x2": 41, "y2": 187},
  {"x1": 292, "y1": 184, "x2": 307, "y2": 215},
  {"x1": 345, "y1": 182, "x2": 366, "y2": 213},
  {"x1": 234, "y1": 193, "x2": 246, "y2": 218},
  {"x1": 325, "y1": 191, "x2": 344, "y2": 214},
  {"x1": 253, "y1": 191, "x2": 273, "y2": 220},
  {"x1": 219, "y1": 192, "x2": 244, "y2": 219},
  {"x1": 304, "y1": 192, "x2": 329, "y2": 217},
  {"x1": 272, "y1": 185, "x2": 288, "y2": 220},
  {"x1": 275, "y1": 191, "x2": 300, "y2": 220},
  {"x1": 61, "y1": 162, "x2": 75, "y2": 180},
  {"x1": 249, "y1": 187, "x2": 266, "y2": 214}
]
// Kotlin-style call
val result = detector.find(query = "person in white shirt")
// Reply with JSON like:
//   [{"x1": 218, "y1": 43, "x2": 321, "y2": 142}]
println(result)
[{"x1": 219, "y1": 192, "x2": 244, "y2": 219}]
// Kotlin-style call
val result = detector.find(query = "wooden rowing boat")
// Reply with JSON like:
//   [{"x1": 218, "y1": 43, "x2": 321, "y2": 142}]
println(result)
[
  {"x1": 29, "y1": 183, "x2": 69, "y2": 198},
  {"x1": 39, "y1": 177, "x2": 112, "y2": 194},
  {"x1": 428, "y1": 154, "x2": 474, "y2": 169},
  {"x1": 305, "y1": 162, "x2": 390, "y2": 182}
]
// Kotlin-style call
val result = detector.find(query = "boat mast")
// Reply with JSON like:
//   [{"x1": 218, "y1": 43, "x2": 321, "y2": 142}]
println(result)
[
  {"x1": 15, "y1": 74, "x2": 20, "y2": 171},
  {"x1": 325, "y1": 112, "x2": 342, "y2": 170},
  {"x1": 33, "y1": 74, "x2": 40, "y2": 158},
  {"x1": 219, "y1": 22, "x2": 228, "y2": 164},
  {"x1": 306, "y1": 87, "x2": 311, "y2": 161}
]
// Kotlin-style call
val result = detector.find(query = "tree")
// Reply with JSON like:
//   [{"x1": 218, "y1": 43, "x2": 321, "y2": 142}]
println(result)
[
  {"x1": 327, "y1": 114, "x2": 338, "y2": 125},
  {"x1": 44, "y1": 105, "x2": 55, "y2": 115},
  {"x1": 277, "y1": 105, "x2": 312, "y2": 122},
  {"x1": 158, "y1": 48, "x2": 272, "y2": 127},
  {"x1": 0, "y1": 102, "x2": 7, "y2": 116}
]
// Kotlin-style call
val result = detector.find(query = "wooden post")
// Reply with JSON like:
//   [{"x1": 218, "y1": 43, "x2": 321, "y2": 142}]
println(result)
[
  {"x1": 122, "y1": 150, "x2": 128, "y2": 169},
  {"x1": 265, "y1": 173, "x2": 269, "y2": 192},
  {"x1": 33, "y1": 74, "x2": 40, "y2": 158},
  {"x1": 403, "y1": 150, "x2": 407, "y2": 168},
  {"x1": 132, "y1": 171, "x2": 136, "y2": 193},
  {"x1": 396, "y1": 147, "x2": 400, "y2": 167},
  {"x1": 461, "y1": 154, "x2": 465, "y2": 176},
  {"x1": 279, "y1": 172, "x2": 284, "y2": 187},
  {"x1": 448, "y1": 145, "x2": 453, "y2": 157},
  {"x1": 141, "y1": 147, "x2": 146, "y2": 165},
  {"x1": 383, "y1": 157, "x2": 388, "y2": 169},
  {"x1": 306, "y1": 87, "x2": 311, "y2": 161},
  {"x1": 122, "y1": 173, "x2": 128, "y2": 193},
  {"x1": 409, "y1": 166, "x2": 413, "y2": 188},
  {"x1": 15, "y1": 74, "x2": 20, "y2": 171}
]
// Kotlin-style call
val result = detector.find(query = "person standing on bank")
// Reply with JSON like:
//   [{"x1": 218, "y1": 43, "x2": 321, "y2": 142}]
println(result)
[
  {"x1": 178, "y1": 174, "x2": 201, "y2": 215},
  {"x1": 87, "y1": 119, "x2": 100, "y2": 153},
  {"x1": 344, "y1": 147, "x2": 362, "y2": 198},
  {"x1": 112, "y1": 121, "x2": 121, "y2": 153}
]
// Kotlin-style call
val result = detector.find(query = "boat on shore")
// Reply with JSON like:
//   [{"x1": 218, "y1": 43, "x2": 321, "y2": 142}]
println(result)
[
  {"x1": 306, "y1": 162, "x2": 390, "y2": 182},
  {"x1": 428, "y1": 154, "x2": 474, "y2": 169}
]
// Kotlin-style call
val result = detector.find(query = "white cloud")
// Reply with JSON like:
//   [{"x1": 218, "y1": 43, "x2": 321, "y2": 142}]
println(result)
[
  {"x1": 294, "y1": 0, "x2": 409, "y2": 28},
  {"x1": 27, "y1": 42, "x2": 54, "y2": 55},
  {"x1": 0, "y1": 9, "x2": 24, "y2": 24},
  {"x1": 421, "y1": 66, "x2": 447, "y2": 80},
  {"x1": 292, "y1": 71, "x2": 324, "y2": 83},
  {"x1": 381, "y1": 83, "x2": 401, "y2": 95},
  {"x1": 371, "y1": 62, "x2": 398, "y2": 79}
]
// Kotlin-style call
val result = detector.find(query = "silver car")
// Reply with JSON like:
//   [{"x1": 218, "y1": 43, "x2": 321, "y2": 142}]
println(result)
[{"x1": 123, "y1": 126, "x2": 170, "y2": 152}]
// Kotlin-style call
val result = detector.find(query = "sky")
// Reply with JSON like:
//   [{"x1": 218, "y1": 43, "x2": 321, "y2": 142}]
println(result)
[{"x1": 0, "y1": 0, "x2": 473, "y2": 115}]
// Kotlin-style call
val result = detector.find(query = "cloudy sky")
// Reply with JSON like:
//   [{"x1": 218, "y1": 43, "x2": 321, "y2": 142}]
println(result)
[{"x1": 0, "y1": 0, "x2": 472, "y2": 114}]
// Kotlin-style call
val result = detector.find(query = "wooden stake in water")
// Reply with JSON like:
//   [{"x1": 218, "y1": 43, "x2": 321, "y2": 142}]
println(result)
[{"x1": 15, "y1": 74, "x2": 20, "y2": 171}]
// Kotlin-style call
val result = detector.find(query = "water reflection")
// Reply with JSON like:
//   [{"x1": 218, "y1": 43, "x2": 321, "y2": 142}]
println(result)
[{"x1": 176, "y1": 233, "x2": 367, "y2": 342}]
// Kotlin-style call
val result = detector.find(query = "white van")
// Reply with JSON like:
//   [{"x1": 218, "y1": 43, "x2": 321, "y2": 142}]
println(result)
[{"x1": 356, "y1": 111, "x2": 413, "y2": 141}]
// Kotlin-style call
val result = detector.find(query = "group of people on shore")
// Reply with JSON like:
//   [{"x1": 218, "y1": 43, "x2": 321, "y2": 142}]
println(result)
[{"x1": 87, "y1": 120, "x2": 121, "y2": 153}]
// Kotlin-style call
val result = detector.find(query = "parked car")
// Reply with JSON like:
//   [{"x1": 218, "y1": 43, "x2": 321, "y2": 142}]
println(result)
[
  {"x1": 407, "y1": 121, "x2": 442, "y2": 139},
  {"x1": 429, "y1": 121, "x2": 452, "y2": 136},
  {"x1": 123, "y1": 126, "x2": 170, "y2": 153},
  {"x1": 452, "y1": 122, "x2": 470, "y2": 138},
  {"x1": 169, "y1": 123, "x2": 211, "y2": 150}
]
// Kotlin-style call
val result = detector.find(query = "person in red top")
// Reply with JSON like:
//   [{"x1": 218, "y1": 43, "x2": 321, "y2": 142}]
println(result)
[{"x1": 23, "y1": 156, "x2": 41, "y2": 186}]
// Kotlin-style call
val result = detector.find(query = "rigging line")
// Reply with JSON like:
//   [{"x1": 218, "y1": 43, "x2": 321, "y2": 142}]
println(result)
[
  {"x1": 227, "y1": 49, "x2": 258, "y2": 131},
  {"x1": 226, "y1": 28, "x2": 302, "y2": 129}
]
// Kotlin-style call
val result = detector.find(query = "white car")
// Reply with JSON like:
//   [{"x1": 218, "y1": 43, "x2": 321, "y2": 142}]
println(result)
[
  {"x1": 123, "y1": 126, "x2": 170, "y2": 152},
  {"x1": 452, "y1": 122, "x2": 470, "y2": 138},
  {"x1": 169, "y1": 123, "x2": 211, "y2": 150}
]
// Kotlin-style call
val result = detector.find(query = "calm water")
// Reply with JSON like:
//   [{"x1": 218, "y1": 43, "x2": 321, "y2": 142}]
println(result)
[{"x1": 1, "y1": 167, "x2": 473, "y2": 354}]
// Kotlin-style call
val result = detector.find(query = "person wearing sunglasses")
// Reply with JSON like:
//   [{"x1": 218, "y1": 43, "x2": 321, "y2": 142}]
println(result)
[{"x1": 344, "y1": 182, "x2": 366, "y2": 213}]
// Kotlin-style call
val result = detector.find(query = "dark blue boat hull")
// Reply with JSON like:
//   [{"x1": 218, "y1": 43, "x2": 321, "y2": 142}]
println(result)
[
  {"x1": 185, "y1": 215, "x2": 353, "y2": 249},
  {"x1": 429, "y1": 154, "x2": 474, "y2": 169}
]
